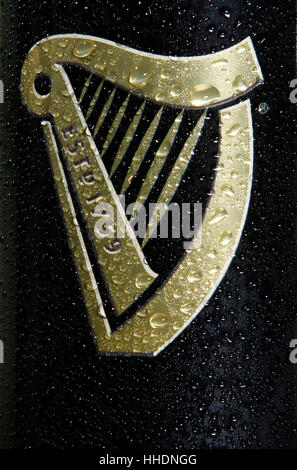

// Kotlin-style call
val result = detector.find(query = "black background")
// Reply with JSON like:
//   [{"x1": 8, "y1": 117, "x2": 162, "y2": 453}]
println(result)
[{"x1": 0, "y1": 0, "x2": 296, "y2": 449}]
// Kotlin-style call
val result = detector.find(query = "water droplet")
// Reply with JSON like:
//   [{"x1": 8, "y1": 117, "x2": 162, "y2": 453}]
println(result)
[
  {"x1": 219, "y1": 231, "x2": 233, "y2": 246},
  {"x1": 112, "y1": 275, "x2": 124, "y2": 285},
  {"x1": 58, "y1": 39, "x2": 68, "y2": 48},
  {"x1": 236, "y1": 45, "x2": 247, "y2": 54},
  {"x1": 215, "y1": 162, "x2": 224, "y2": 171},
  {"x1": 220, "y1": 7, "x2": 232, "y2": 19},
  {"x1": 221, "y1": 184, "x2": 235, "y2": 196},
  {"x1": 209, "y1": 208, "x2": 228, "y2": 225},
  {"x1": 236, "y1": 153, "x2": 250, "y2": 165},
  {"x1": 188, "y1": 270, "x2": 203, "y2": 283},
  {"x1": 173, "y1": 321, "x2": 182, "y2": 331},
  {"x1": 173, "y1": 288, "x2": 183, "y2": 299},
  {"x1": 156, "y1": 139, "x2": 171, "y2": 158},
  {"x1": 207, "y1": 248, "x2": 217, "y2": 259},
  {"x1": 174, "y1": 114, "x2": 183, "y2": 123},
  {"x1": 211, "y1": 59, "x2": 228, "y2": 68},
  {"x1": 150, "y1": 312, "x2": 169, "y2": 329},
  {"x1": 135, "y1": 273, "x2": 152, "y2": 289},
  {"x1": 129, "y1": 65, "x2": 151, "y2": 88},
  {"x1": 222, "y1": 111, "x2": 231, "y2": 120},
  {"x1": 161, "y1": 69, "x2": 170, "y2": 80},
  {"x1": 170, "y1": 83, "x2": 182, "y2": 97},
  {"x1": 94, "y1": 58, "x2": 106, "y2": 71},
  {"x1": 226, "y1": 124, "x2": 241, "y2": 137},
  {"x1": 209, "y1": 265, "x2": 220, "y2": 274},
  {"x1": 133, "y1": 329, "x2": 143, "y2": 338},
  {"x1": 180, "y1": 303, "x2": 195, "y2": 314},
  {"x1": 73, "y1": 41, "x2": 95, "y2": 58},
  {"x1": 155, "y1": 92, "x2": 166, "y2": 102},
  {"x1": 233, "y1": 75, "x2": 248, "y2": 93},
  {"x1": 190, "y1": 83, "x2": 220, "y2": 106}
]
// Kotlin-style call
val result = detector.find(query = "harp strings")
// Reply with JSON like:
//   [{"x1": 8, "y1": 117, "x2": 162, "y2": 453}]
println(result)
[{"x1": 66, "y1": 67, "x2": 205, "y2": 243}]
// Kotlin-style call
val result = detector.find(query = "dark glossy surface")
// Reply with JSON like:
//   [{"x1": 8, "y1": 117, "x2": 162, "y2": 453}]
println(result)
[{"x1": 0, "y1": 0, "x2": 296, "y2": 448}]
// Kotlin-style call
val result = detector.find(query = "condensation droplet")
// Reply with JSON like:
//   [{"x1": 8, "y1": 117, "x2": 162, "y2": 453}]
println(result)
[
  {"x1": 150, "y1": 312, "x2": 169, "y2": 329},
  {"x1": 94, "y1": 58, "x2": 106, "y2": 71},
  {"x1": 129, "y1": 65, "x2": 151, "y2": 88},
  {"x1": 180, "y1": 303, "x2": 195, "y2": 314},
  {"x1": 173, "y1": 288, "x2": 183, "y2": 299},
  {"x1": 222, "y1": 111, "x2": 231, "y2": 120},
  {"x1": 233, "y1": 75, "x2": 248, "y2": 93},
  {"x1": 211, "y1": 59, "x2": 228, "y2": 68},
  {"x1": 173, "y1": 321, "x2": 182, "y2": 331},
  {"x1": 112, "y1": 275, "x2": 124, "y2": 285},
  {"x1": 221, "y1": 184, "x2": 235, "y2": 196},
  {"x1": 207, "y1": 248, "x2": 217, "y2": 259},
  {"x1": 58, "y1": 39, "x2": 68, "y2": 48},
  {"x1": 190, "y1": 83, "x2": 220, "y2": 106},
  {"x1": 155, "y1": 92, "x2": 166, "y2": 102},
  {"x1": 219, "y1": 231, "x2": 233, "y2": 246},
  {"x1": 188, "y1": 270, "x2": 203, "y2": 283},
  {"x1": 236, "y1": 45, "x2": 247, "y2": 54},
  {"x1": 135, "y1": 273, "x2": 152, "y2": 289},
  {"x1": 227, "y1": 124, "x2": 241, "y2": 137},
  {"x1": 156, "y1": 140, "x2": 171, "y2": 158},
  {"x1": 209, "y1": 266, "x2": 220, "y2": 275},
  {"x1": 209, "y1": 208, "x2": 228, "y2": 225},
  {"x1": 73, "y1": 41, "x2": 95, "y2": 58},
  {"x1": 161, "y1": 69, "x2": 170, "y2": 80},
  {"x1": 236, "y1": 153, "x2": 250, "y2": 164},
  {"x1": 215, "y1": 162, "x2": 224, "y2": 171},
  {"x1": 170, "y1": 83, "x2": 182, "y2": 98}
]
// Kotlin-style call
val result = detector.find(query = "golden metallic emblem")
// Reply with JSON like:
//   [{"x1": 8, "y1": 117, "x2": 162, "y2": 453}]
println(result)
[{"x1": 20, "y1": 34, "x2": 263, "y2": 355}]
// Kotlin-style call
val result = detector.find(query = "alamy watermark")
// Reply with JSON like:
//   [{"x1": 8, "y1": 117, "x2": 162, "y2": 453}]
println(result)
[
  {"x1": 289, "y1": 339, "x2": 297, "y2": 364},
  {"x1": 0, "y1": 340, "x2": 4, "y2": 364},
  {"x1": 0, "y1": 80, "x2": 3, "y2": 104},
  {"x1": 92, "y1": 197, "x2": 203, "y2": 250},
  {"x1": 98, "y1": 453, "x2": 198, "y2": 467},
  {"x1": 287, "y1": 83, "x2": 297, "y2": 365},
  {"x1": 289, "y1": 79, "x2": 297, "y2": 103}
]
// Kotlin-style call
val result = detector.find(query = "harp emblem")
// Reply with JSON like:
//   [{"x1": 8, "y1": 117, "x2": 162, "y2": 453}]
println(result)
[{"x1": 21, "y1": 35, "x2": 263, "y2": 355}]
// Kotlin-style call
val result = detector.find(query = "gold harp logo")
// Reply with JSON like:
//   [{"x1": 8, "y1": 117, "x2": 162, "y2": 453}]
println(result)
[{"x1": 20, "y1": 35, "x2": 263, "y2": 355}]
